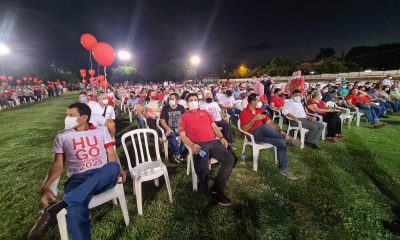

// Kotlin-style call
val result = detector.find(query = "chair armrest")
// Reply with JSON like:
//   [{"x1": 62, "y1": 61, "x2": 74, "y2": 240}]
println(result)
[
  {"x1": 286, "y1": 116, "x2": 303, "y2": 128},
  {"x1": 49, "y1": 177, "x2": 61, "y2": 197}
]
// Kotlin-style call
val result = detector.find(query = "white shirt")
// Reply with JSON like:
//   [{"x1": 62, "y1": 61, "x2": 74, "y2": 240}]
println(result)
[
  {"x1": 218, "y1": 95, "x2": 235, "y2": 108},
  {"x1": 90, "y1": 114, "x2": 107, "y2": 127},
  {"x1": 282, "y1": 99, "x2": 306, "y2": 118},
  {"x1": 87, "y1": 101, "x2": 103, "y2": 115},
  {"x1": 101, "y1": 105, "x2": 116, "y2": 120},
  {"x1": 178, "y1": 99, "x2": 188, "y2": 109},
  {"x1": 240, "y1": 98, "x2": 249, "y2": 110},
  {"x1": 382, "y1": 78, "x2": 392, "y2": 86},
  {"x1": 200, "y1": 101, "x2": 222, "y2": 122}
]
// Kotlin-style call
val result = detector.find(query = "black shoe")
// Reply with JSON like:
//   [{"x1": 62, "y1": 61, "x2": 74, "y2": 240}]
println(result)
[
  {"x1": 381, "y1": 115, "x2": 389, "y2": 118},
  {"x1": 211, "y1": 192, "x2": 232, "y2": 206},
  {"x1": 27, "y1": 210, "x2": 57, "y2": 240},
  {"x1": 306, "y1": 143, "x2": 319, "y2": 150}
]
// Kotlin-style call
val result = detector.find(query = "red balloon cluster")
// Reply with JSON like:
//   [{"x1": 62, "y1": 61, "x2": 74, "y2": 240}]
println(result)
[{"x1": 80, "y1": 33, "x2": 115, "y2": 67}]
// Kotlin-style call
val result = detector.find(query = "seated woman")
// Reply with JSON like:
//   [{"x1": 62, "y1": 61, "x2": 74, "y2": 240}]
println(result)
[
  {"x1": 139, "y1": 90, "x2": 163, "y2": 137},
  {"x1": 306, "y1": 91, "x2": 342, "y2": 142},
  {"x1": 270, "y1": 88, "x2": 285, "y2": 111}
]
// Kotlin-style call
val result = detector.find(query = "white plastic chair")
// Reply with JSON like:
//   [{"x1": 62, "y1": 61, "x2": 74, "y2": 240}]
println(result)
[
  {"x1": 156, "y1": 117, "x2": 169, "y2": 161},
  {"x1": 304, "y1": 107, "x2": 327, "y2": 140},
  {"x1": 326, "y1": 101, "x2": 352, "y2": 129},
  {"x1": 50, "y1": 177, "x2": 130, "y2": 240},
  {"x1": 184, "y1": 144, "x2": 219, "y2": 191},
  {"x1": 271, "y1": 109, "x2": 284, "y2": 129},
  {"x1": 121, "y1": 128, "x2": 173, "y2": 215},
  {"x1": 285, "y1": 116, "x2": 309, "y2": 149},
  {"x1": 343, "y1": 101, "x2": 366, "y2": 127},
  {"x1": 237, "y1": 120, "x2": 277, "y2": 172}
]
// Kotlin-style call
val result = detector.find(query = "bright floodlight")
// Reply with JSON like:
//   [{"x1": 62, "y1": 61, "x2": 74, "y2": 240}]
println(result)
[
  {"x1": 0, "y1": 43, "x2": 10, "y2": 56},
  {"x1": 364, "y1": 69, "x2": 372, "y2": 73},
  {"x1": 190, "y1": 55, "x2": 200, "y2": 66},
  {"x1": 118, "y1": 50, "x2": 132, "y2": 61}
]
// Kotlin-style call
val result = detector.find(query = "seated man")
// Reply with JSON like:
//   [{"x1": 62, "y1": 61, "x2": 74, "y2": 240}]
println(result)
[
  {"x1": 160, "y1": 93, "x2": 186, "y2": 163},
  {"x1": 180, "y1": 93, "x2": 235, "y2": 206},
  {"x1": 98, "y1": 92, "x2": 116, "y2": 120},
  {"x1": 200, "y1": 91, "x2": 234, "y2": 147},
  {"x1": 28, "y1": 103, "x2": 126, "y2": 240},
  {"x1": 218, "y1": 89, "x2": 241, "y2": 126},
  {"x1": 282, "y1": 90, "x2": 325, "y2": 149},
  {"x1": 240, "y1": 93, "x2": 298, "y2": 179},
  {"x1": 346, "y1": 89, "x2": 386, "y2": 128}
]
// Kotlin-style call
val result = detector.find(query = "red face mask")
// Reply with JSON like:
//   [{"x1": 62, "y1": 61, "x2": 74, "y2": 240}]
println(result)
[{"x1": 151, "y1": 95, "x2": 158, "y2": 100}]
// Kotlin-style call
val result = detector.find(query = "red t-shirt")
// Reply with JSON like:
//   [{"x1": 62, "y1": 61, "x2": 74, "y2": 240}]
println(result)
[
  {"x1": 345, "y1": 94, "x2": 360, "y2": 105},
  {"x1": 289, "y1": 78, "x2": 305, "y2": 96},
  {"x1": 271, "y1": 96, "x2": 285, "y2": 108},
  {"x1": 239, "y1": 107, "x2": 270, "y2": 133},
  {"x1": 179, "y1": 110, "x2": 215, "y2": 142},
  {"x1": 359, "y1": 95, "x2": 372, "y2": 103},
  {"x1": 306, "y1": 99, "x2": 327, "y2": 115},
  {"x1": 260, "y1": 94, "x2": 268, "y2": 106}
]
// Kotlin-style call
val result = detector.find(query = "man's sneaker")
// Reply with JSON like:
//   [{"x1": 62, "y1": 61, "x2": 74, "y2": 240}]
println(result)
[
  {"x1": 211, "y1": 192, "x2": 232, "y2": 206},
  {"x1": 286, "y1": 137, "x2": 302, "y2": 148},
  {"x1": 381, "y1": 115, "x2": 389, "y2": 118},
  {"x1": 280, "y1": 169, "x2": 298, "y2": 180},
  {"x1": 171, "y1": 154, "x2": 182, "y2": 164},
  {"x1": 27, "y1": 210, "x2": 57, "y2": 240},
  {"x1": 373, "y1": 122, "x2": 387, "y2": 128}
]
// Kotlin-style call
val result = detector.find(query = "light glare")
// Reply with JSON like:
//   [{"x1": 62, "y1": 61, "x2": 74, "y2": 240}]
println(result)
[
  {"x1": 0, "y1": 43, "x2": 10, "y2": 56},
  {"x1": 190, "y1": 55, "x2": 200, "y2": 66},
  {"x1": 118, "y1": 50, "x2": 132, "y2": 61}
]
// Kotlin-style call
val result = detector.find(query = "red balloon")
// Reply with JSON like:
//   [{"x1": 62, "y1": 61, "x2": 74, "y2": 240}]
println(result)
[
  {"x1": 2, "y1": 82, "x2": 8, "y2": 88},
  {"x1": 100, "y1": 81, "x2": 109, "y2": 88},
  {"x1": 88, "y1": 69, "x2": 95, "y2": 76},
  {"x1": 82, "y1": 79, "x2": 87, "y2": 84},
  {"x1": 0, "y1": 75, "x2": 5, "y2": 81},
  {"x1": 97, "y1": 75, "x2": 105, "y2": 82},
  {"x1": 28, "y1": 77, "x2": 33, "y2": 81},
  {"x1": 92, "y1": 42, "x2": 115, "y2": 67},
  {"x1": 7, "y1": 76, "x2": 12, "y2": 81},
  {"x1": 80, "y1": 69, "x2": 86, "y2": 75},
  {"x1": 80, "y1": 33, "x2": 98, "y2": 51},
  {"x1": 33, "y1": 79, "x2": 38, "y2": 83}
]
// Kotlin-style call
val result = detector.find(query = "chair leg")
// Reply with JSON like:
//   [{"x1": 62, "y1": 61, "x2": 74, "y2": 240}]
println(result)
[
  {"x1": 191, "y1": 157, "x2": 198, "y2": 191},
  {"x1": 252, "y1": 147, "x2": 260, "y2": 172},
  {"x1": 163, "y1": 170, "x2": 173, "y2": 203},
  {"x1": 356, "y1": 114, "x2": 361, "y2": 127},
  {"x1": 135, "y1": 180, "x2": 143, "y2": 215},
  {"x1": 154, "y1": 178, "x2": 159, "y2": 187},
  {"x1": 112, "y1": 198, "x2": 118, "y2": 205},
  {"x1": 186, "y1": 155, "x2": 191, "y2": 176},
  {"x1": 164, "y1": 141, "x2": 169, "y2": 161},
  {"x1": 274, "y1": 147, "x2": 278, "y2": 165},
  {"x1": 117, "y1": 188, "x2": 130, "y2": 226},
  {"x1": 300, "y1": 130, "x2": 306, "y2": 149},
  {"x1": 293, "y1": 129, "x2": 299, "y2": 140},
  {"x1": 57, "y1": 209, "x2": 69, "y2": 240},
  {"x1": 321, "y1": 124, "x2": 326, "y2": 141}
]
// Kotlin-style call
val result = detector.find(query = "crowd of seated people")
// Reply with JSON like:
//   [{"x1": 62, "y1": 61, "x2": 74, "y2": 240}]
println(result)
[{"x1": 0, "y1": 86, "x2": 52, "y2": 110}]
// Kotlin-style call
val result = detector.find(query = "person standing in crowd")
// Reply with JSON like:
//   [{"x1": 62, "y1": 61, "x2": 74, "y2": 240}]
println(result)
[
  {"x1": 239, "y1": 93, "x2": 298, "y2": 179},
  {"x1": 288, "y1": 70, "x2": 305, "y2": 97},
  {"x1": 28, "y1": 103, "x2": 126, "y2": 240},
  {"x1": 261, "y1": 76, "x2": 274, "y2": 103},
  {"x1": 201, "y1": 91, "x2": 234, "y2": 147},
  {"x1": 306, "y1": 91, "x2": 343, "y2": 142},
  {"x1": 282, "y1": 90, "x2": 324, "y2": 149},
  {"x1": 98, "y1": 92, "x2": 116, "y2": 120},
  {"x1": 160, "y1": 93, "x2": 186, "y2": 163},
  {"x1": 251, "y1": 76, "x2": 264, "y2": 96},
  {"x1": 179, "y1": 93, "x2": 235, "y2": 206}
]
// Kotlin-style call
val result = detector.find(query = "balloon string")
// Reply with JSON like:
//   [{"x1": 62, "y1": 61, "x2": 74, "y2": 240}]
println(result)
[
  {"x1": 89, "y1": 51, "x2": 93, "y2": 70},
  {"x1": 97, "y1": 64, "x2": 100, "y2": 77}
]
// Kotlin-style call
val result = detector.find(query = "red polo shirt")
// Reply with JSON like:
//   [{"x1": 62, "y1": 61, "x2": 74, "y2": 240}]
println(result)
[
  {"x1": 239, "y1": 106, "x2": 270, "y2": 133},
  {"x1": 359, "y1": 95, "x2": 372, "y2": 103},
  {"x1": 271, "y1": 96, "x2": 285, "y2": 108},
  {"x1": 179, "y1": 109, "x2": 215, "y2": 142},
  {"x1": 345, "y1": 94, "x2": 360, "y2": 105}
]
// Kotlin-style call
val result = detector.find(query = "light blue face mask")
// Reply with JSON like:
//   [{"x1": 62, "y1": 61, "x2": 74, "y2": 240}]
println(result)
[{"x1": 80, "y1": 96, "x2": 88, "y2": 103}]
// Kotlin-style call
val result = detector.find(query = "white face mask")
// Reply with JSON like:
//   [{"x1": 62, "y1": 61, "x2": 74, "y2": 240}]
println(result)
[
  {"x1": 188, "y1": 101, "x2": 199, "y2": 110},
  {"x1": 256, "y1": 102, "x2": 263, "y2": 108},
  {"x1": 169, "y1": 100, "x2": 176, "y2": 107},
  {"x1": 198, "y1": 95, "x2": 203, "y2": 100},
  {"x1": 65, "y1": 116, "x2": 80, "y2": 129},
  {"x1": 102, "y1": 99, "x2": 109, "y2": 105},
  {"x1": 293, "y1": 96, "x2": 301, "y2": 102}
]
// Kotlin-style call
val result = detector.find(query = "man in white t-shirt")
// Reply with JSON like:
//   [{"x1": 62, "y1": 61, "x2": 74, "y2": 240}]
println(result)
[
  {"x1": 28, "y1": 103, "x2": 126, "y2": 240},
  {"x1": 98, "y1": 92, "x2": 116, "y2": 120},
  {"x1": 79, "y1": 92, "x2": 103, "y2": 115},
  {"x1": 201, "y1": 92, "x2": 234, "y2": 144},
  {"x1": 218, "y1": 90, "x2": 241, "y2": 126},
  {"x1": 382, "y1": 75, "x2": 393, "y2": 86}
]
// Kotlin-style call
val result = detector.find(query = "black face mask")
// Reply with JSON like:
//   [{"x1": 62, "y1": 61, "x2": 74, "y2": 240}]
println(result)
[
  {"x1": 206, "y1": 98, "x2": 213, "y2": 103},
  {"x1": 226, "y1": 91, "x2": 233, "y2": 97}
]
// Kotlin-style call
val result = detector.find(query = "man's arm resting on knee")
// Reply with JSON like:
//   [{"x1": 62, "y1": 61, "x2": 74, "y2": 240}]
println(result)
[{"x1": 40, "y1": 153, "x2": 64, "y2": 206}]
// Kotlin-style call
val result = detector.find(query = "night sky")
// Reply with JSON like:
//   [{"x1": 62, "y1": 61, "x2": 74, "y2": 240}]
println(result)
[{"x1": 0, "y1": 0, "x2": 400, "y2": 75}]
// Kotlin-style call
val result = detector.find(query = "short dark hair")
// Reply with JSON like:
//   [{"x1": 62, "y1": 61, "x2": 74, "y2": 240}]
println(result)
[
  {"x1": 68, "y1": 102, "x2": 91, "y2": 123},
  {"x1": 79, "y1": 91, "x2": 87, "y2": 96},
  {"x1": 169, "y1": 93, "x2": 179, "y2": 99},
  {"x1": 273, "y1": 88, "x2": 282, "y2": 94},
  {"x1": 247, "y1": 93, "x2": 259, "y2": 104},
  {"x1": 186, "y1": 93, "x2": 198, "y2": 102},
  {"x1": 292, "y1": 89, "x2": 301, "y2": 95}
]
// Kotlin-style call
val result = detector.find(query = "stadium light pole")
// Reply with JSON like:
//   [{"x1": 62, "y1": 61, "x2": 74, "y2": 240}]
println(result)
[
  {"x1": 190, "y1": 55, "x2": 200, "y2": 81},
  {"x1": 118, "y1": 50, "x2": 132, "y2": 66}
]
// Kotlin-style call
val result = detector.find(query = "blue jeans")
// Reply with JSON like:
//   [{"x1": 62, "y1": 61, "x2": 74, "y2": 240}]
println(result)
[
  {"x1": 136, "y1": 116, "x2": 145, "y2": 128},
  {"x1": 358, "y1": 107, "x2": 378, "y2": 124},
  {"x1": 370, "y1": 104, "x2": 386, "y2": 117},
  {"x1": 227, "y1": 108, "x2": 241, "y2": 126},
  {"x1": 381, "y1": 101, "x2": 399, "y2": 112},
  {"x1": 64, "y1": 162, "x2": 120, "y2": 240},
  {"x1": 167, "y1": 131, "x2": 185, "y2": 155},
  {"x1": 252, "y1": 124, "x2": 288, "y2": 171}
]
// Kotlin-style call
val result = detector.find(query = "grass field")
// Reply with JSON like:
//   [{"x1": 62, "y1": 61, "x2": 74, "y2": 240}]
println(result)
[{"x1": 0, "y1": 93, "x2": 400, "y2": 240}]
